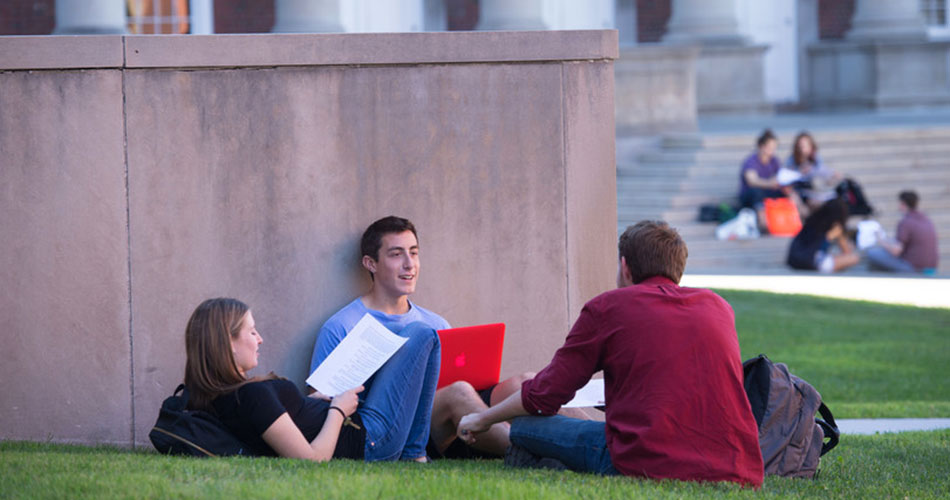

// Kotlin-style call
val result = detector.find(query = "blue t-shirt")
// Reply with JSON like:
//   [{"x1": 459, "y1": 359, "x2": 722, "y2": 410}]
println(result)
[{"x1": 309, "y1": 298, "x2": 450, "y2": 376}]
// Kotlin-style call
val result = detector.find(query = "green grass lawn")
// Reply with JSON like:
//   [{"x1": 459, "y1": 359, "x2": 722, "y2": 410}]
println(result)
[
  {"x1": 2, "y1": 431, "x2": 948, "y2": 499},
  {"x1": 720, "y1": 289, "x2": 950, "y2": 418},
  {"x1": 2, "y1": 291, "x2": 948, "y2": 498}
]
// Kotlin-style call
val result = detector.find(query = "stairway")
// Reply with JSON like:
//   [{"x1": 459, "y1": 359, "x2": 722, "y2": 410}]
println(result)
[{"x1": 617, "y1": 126, "x2": 950, "y2": 274}]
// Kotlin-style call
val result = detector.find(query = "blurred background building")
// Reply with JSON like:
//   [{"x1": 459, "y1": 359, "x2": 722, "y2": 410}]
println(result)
[
  {"x1": 3, "y1": 0, "x2": 949, "y2": 115},
  {"x1": 3, "y1": 1, "x2": 949, "y2": 274}
]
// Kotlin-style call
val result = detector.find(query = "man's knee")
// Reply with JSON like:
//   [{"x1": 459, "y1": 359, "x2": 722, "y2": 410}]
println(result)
[
  {"x1": 399, "y1": 322, "x2": 439, "y2": 346},
  {"x1": 432, "y1": 380, "x2": 485, "y2": 422},
  {"x1": 490, "y1": 371, "x2": 536, "y2": 406},
  {"x1": 438, "y1": 380, "x2": 480, "y2": 405}
]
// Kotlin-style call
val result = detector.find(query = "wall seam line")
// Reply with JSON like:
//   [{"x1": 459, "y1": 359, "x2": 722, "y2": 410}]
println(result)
[
  {"x1": 121, "y1": 35, "x2": 136, "y2": 447},
  {"x1": 560, "y1": 63, "x2": 571, "y2": 329}
]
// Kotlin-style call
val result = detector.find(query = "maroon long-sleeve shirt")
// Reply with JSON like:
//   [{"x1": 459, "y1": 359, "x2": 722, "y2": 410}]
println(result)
[{"x1": 521, "y1": 276, "x2": 764, "y2": 487}]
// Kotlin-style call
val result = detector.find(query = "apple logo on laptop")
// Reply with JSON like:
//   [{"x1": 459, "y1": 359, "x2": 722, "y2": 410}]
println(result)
[{"x1": 454, "y1": 353, "x2": 466, "y2": 367}]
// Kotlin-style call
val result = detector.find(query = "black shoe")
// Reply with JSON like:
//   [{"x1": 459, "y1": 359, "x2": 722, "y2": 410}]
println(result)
[{"x1": 503, "y1": 445, "x2": 568, "y2": 471}]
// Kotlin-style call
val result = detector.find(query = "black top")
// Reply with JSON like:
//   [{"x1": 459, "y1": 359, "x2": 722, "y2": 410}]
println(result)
[
  {"x1": 212, "y1": 378, "x2": 365, "y2": 459},
  {"x1": 787, "y1": 225, "x2": 829, "y2": 270}
]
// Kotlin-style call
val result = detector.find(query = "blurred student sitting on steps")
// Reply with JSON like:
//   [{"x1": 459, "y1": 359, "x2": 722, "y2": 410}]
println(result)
[
  {"x1": 786, "y1": 198, "x2": 860, "y2": 273},
  {"x1": 738, "y1": 129, "x2": 802, "y2": 232},
  {"x1": 784, "y1": 131, "x2": 843, "y2": 214},
  {"x1": 866, "y1": 191, "x2": 938, "y2": 274},
  {"x1": 456, "y1": 221, "x2": 764, "y2": 488}
]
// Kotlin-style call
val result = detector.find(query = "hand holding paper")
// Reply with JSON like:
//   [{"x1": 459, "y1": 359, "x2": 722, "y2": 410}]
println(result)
[
  {"x1": 306, "y1": 313, "x2": 408, "y2": 397},
  {"x1": 776, "y1": 168, "x2": 803, "y2": 186}
]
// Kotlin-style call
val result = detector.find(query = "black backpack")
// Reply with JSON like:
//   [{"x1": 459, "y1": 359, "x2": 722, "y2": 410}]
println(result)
[
  {"x1": 835, "y1": 178, "x2": 873, "y2": 216},
  {"x1": 742, "y1": 355, "x2": 839, "y2": 478},
  {"x1": 149, "y1": 384, "x2": 255, "y2": 457}
]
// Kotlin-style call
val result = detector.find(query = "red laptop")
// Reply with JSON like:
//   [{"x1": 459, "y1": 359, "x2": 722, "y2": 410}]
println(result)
[{"x1": 436, "y1": 323, "x2": 505, "y2": 391}]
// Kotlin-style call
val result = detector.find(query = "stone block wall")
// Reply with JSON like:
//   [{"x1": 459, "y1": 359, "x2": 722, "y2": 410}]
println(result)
[{"x1": 0, "y1": 30, "x2": 618, "y2": 446}]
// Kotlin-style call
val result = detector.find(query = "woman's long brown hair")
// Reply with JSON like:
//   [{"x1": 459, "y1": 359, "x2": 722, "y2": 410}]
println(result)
[
  {"x1": 183, "y1": 298, "x2": 255, "y2": 411},
  {"x1": 792, "y1": 131, "x2": 817, "y2": 167}
]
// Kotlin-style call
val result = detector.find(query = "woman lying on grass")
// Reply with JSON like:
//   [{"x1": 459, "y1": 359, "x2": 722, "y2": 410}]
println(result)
[{"x1": 184, "y1": 297, "x2": 439, "y2": 462}]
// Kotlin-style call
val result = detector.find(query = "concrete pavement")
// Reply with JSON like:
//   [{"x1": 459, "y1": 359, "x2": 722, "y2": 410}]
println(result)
[
  {"x1": 680, "y1": 273, "x2": 950, "y2": 309},
  {"x1": 836, "y1": 418, "x2": 950, "y2": 435}
]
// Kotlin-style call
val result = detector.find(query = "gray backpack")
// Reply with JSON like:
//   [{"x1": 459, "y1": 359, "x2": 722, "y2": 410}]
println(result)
[{"x1": 743, "y1": 355, "x2": 839, "y2": 478}]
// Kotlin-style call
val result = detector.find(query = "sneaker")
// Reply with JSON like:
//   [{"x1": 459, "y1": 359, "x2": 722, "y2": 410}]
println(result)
[{"x1": 504, "y1": 445, "x2": 568, "y2": 471}]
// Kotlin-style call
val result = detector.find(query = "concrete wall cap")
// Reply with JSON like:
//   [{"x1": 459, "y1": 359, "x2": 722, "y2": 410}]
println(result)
[
  {"x1": 0, "y1": 35, "x2": 124, "y2": 70},
  {"x1": 1, "y1": 30, "x2": 618, "y2": 71}
]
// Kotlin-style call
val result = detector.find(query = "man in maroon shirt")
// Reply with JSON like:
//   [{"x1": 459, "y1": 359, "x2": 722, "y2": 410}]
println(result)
[{"x1": 456, "y1": 221, "x2": 764, "y2": 487}]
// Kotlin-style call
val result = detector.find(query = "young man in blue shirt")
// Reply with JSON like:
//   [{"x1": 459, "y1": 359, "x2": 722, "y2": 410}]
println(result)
[{"x1": 309, "y1": 216, "x2": 529, "y2": 457}]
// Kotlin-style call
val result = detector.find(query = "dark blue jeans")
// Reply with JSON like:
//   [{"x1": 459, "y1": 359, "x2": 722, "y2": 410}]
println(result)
[
  {"x1": 358, "y1": 322, "x2": 440, "y2": 461},
  {"x1": 510, "y1": 415, "x2": 619, "y2": 475},
  {"x1": 740, "y1": 187, "x2": 785, "y2": 209}
]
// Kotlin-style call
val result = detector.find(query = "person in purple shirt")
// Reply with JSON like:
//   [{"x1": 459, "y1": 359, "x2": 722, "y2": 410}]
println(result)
[
  {"x1": 739, "y1": 129, "x2": 796, "y2": 231},
  {"x1": 867, "y1": 191, "x2": 939, "y2": 274}
]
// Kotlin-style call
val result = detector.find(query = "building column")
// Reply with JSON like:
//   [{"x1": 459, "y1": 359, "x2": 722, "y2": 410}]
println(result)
[
  {"x1": 54, "y1": 0, "x2": 126, "y2": 34},
  {"x1": 273, "y1": 0, "x2": 428, "y2": 33},
  {"x1": 662, "y1": 0, "x2": 747, "y2": 45},
  {"x1": 616, "y1": 0, "x2": 637, "y2": 46},
  {"x1": 190, "y1": 0, "x2": 214, "y2": 34},
  {"x1": 848, "y1": 0, "x2": 928, "y2": 41},
  {"x1": 273, "y1": 0, "x2": 344, "y2": 33},
  {"x1": 477, "y1": 0, "x2": 548, "y2": 30},
  {"x1": 660, "y1": 0, "x2": 770, "y2": 115}
]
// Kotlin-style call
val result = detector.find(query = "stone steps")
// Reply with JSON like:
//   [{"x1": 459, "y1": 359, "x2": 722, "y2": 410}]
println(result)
[
  {"x1": 618, "y1": 184, "x2": 950, "y2": 210},
  {"x1": 675, "y1": 127, "x2": 950, "y2": 148},
  {"x1": 617, "y1": 124, "x2": 950, "y2": 273},
  {"x1": 619, "y1": 204, "x2": 950, "y2": 225}
]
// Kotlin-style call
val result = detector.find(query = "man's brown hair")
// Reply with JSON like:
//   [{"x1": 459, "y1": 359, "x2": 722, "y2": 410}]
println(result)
[
  {"x1": 618, "y1": 221, "x2": 688, "y2": 284},
  {"x1": 899, "y1": 190, "x2": 919, "y2": 211}
]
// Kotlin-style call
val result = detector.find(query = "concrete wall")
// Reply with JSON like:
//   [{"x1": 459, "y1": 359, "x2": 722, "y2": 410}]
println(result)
[
  {"x1": 806, "y1": 39, "x2": 950, "y2": 110},
  {"x1": 0, "y1": 30, "x2": 618, "y2": 447},
  {"x1": 695, "y1": 44, "x2": 772, "y2": 115},
  {"x1": 614, "y1": 44, "x2": 698, "y2": 134}
]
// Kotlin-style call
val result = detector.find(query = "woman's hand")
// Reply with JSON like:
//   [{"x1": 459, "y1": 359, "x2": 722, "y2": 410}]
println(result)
[{"x1": 330, "y1": 386, "x2": 363, "y2": 417}]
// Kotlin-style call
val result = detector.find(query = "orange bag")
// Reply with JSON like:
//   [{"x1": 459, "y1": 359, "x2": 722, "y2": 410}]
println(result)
[{"x1": 764, "y1": 197, "x2": 802, "y2": 236}]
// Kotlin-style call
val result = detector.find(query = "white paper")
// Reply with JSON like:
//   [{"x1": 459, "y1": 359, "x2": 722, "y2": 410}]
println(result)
[
  {"x1": 563, "y1": 378, "x2": 605, "y2": 408},
  {"x1": 776, "y1": 168, "x2": 803, "y2": 186},
  {"x1": 856, "y1": 219, "x2": 885, "y2": 250},
  {"x1": 306, "y1": 313, "x2": 408, "y2": 397}
]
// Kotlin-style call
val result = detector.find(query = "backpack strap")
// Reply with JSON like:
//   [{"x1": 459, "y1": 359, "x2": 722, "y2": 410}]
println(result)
[
  {"x1": 742, "y1": 354, "x2": 771, "y2": 427},
  {"x1": 816, "y1": 403, "x2": 839, "y2": 456}
]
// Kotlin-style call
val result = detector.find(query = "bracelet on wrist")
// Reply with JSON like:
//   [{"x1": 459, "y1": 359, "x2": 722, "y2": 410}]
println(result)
[
  {"x1": 329, "y1": 406, "x2": 361, "y2": 430},
  {"x1": 329, "y1": 406, "x2": 346, "y2": 419}
]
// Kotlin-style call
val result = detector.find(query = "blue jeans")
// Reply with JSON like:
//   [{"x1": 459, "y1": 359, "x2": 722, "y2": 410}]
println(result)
[
  {"x1": 866, "y1": 245, "x2": 917, "y2": 273},
  {"x1": 357, "y1": 322, "x2": 440, "y2": 461},
  {"x1": 510, "y1": 415, "x2": 619, "y2": 475}
]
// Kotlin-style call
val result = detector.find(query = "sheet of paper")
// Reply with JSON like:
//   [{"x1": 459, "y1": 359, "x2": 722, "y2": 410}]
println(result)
[
  {"x1": 776, "y1": 168, "x2": 803, "y2": 186},
  {"x1": 306, "y1": 313, "x2": 408, "y2": 397},
  {"x1": 563, "y1": 378, "x2": 605, "y2": 408}
]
